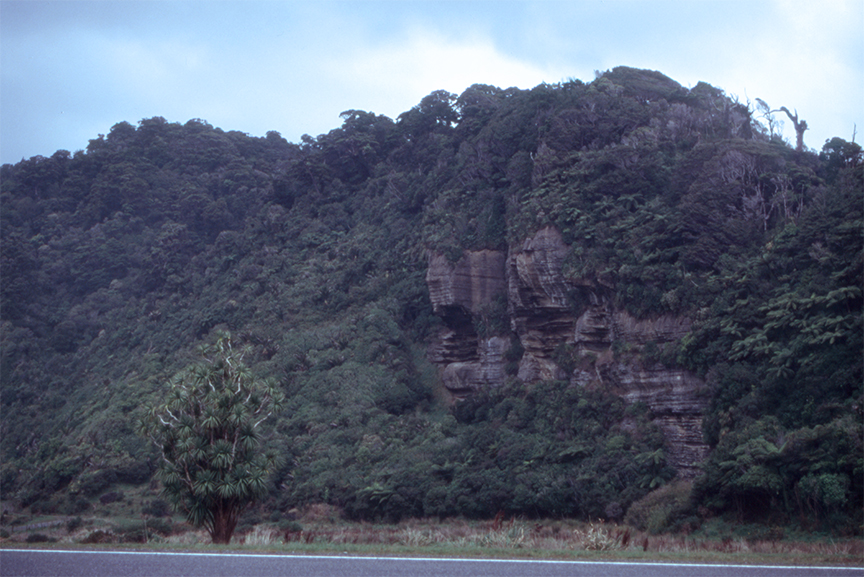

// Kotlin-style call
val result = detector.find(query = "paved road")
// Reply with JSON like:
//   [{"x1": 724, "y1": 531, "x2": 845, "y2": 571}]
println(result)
[{"x1": 1, "y1": 549, "x2": 861, "y2": 576}]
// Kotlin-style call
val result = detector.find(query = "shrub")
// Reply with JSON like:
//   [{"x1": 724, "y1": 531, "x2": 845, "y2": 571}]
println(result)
[
  {"x1": 241, "y1": 524, "x2": 280, "y2": 546},
  {"x1": 141, "y1": 499, "x2": 171, "y2": 517},
  {"x1": 26, "y1": 533, "x2": 55, "y2": 543},
  {"x1": 604, "y1": 501, "x2": 624, "y2": 522},
  {"x1": 145, "y1": 517, "x2": 175, "y2": 537},
  {"x1": 99, "y1": 491, "x2": 124, "y2": 505},
  {"x1": 118, "y1": 523, "x2": 148, "y2": 543},
  {"x1": 29, "y1": 500, "x2": 58, "y2": 515},
  {"x1": 575, "y1": 523, "x2": 621, "y2": 551},
  {"x1": 278, "y1": 519, "x2": 303, "y2": 533},
  {"x1": 66, "y1": 516, "x2": 83, "y2": 532},
  {"x1": 76, "y1": 469, "x2": 117, "y2": 497},
  {"x1": 624, "y1": 479, "x2": 693, "y2": 533},
  {"x1": 79, "y1": 529, "x2": 114, "y2": 544},
  {"x1": 60, "y1": 496, "x2": 91, "y2": 515}
]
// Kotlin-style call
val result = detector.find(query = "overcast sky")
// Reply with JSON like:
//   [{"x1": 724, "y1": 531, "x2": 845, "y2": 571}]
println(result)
[{"x1": 1, "y1": 0, "x2": 862, "y2": 165}]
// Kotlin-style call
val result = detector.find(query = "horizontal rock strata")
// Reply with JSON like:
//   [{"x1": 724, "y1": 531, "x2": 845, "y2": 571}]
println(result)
[{"x1": 426, "y1": 226, "x2": 709, "y2": 475}]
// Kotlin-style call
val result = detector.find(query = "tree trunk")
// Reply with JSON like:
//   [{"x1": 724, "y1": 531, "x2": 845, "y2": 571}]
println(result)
[{"x1": 208, "y1": 499, "x2": 238, "y2": 544}]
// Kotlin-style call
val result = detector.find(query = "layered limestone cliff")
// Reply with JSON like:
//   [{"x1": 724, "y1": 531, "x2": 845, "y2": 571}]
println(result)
[{"x1": 426, "y1": 226, "x2": 709, "y2": 476}]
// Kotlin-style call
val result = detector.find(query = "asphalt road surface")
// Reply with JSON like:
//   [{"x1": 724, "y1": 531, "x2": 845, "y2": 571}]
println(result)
[{"x1": 1, "y1": 549, "x2": 861, "y2": 577}]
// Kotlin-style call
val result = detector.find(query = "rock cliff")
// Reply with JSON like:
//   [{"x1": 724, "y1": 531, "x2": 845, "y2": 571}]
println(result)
[
  {"x1": 509, "y1": 227, "x2": 575, "y2": 382},
  {"x1": 426, "y1": 226, "x2": 709, "y2": 476},
  {"x1": 426, "y1": 250, "x2": 509, "y2": 397}
]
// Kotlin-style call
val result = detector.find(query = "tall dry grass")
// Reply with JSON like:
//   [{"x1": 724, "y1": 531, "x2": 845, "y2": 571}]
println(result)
[
  {"x1": 19, "y1": 503, "x2": 858, "y2": 563},
  {"x1": 269, "y1": 511, "x2": 864, "y2": 562}
]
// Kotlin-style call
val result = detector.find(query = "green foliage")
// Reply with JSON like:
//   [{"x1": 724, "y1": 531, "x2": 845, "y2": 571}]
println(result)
[
  {"x1": 280, "y1": 379, "x2": 672, "y2": 522},
  {"x1": 138, "y1": 333, "x2": 284, "y2": 543},
  {"x1": 1, "y1": 69, "x2": 861, "y2": 535},
  {"x1": 624, "y1": 479, "x2": 693, "y2": 533},
  {"x1": 694, "y1": 415, "x2": 863, "y2": 531},
  {"x1": 680, "y1": 150, "x2": 863, "y2": 532}
]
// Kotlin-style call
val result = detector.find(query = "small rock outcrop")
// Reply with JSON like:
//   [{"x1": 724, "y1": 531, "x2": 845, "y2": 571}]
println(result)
[{"x1": 426, "y1": 225, "x2": 710, "y2": 476}]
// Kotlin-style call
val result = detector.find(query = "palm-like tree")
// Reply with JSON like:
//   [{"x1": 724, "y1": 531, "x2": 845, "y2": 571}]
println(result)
[{"x1": 139, "y1": 333, "x2": 284, "y2": 543}]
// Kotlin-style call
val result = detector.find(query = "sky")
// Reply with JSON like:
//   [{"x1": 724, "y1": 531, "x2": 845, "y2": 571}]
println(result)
[{"x1": 1, "y1": 0, "x2": 862, "y2": 166}]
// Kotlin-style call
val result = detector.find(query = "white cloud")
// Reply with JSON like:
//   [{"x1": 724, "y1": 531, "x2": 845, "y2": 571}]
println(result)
[{"x1": 326, "y1": 28, "x2": 567, "y2": 119}]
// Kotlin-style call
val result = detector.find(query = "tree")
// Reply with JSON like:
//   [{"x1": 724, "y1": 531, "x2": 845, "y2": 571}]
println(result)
[
  {"x1": 777, "y1": 107, "x2": 808, "y2": 152},
  {"x1": 138, "y1": 333, "x2": 284, "y2": 543},
  {"x1": 753, "y1": 100, "x2": 807, "y2": 151},
  {"x1": 397, "y1": 90, "x2": 457, "y2": 138},
  {"x1": 820, "y1": 137, "x2": 863, "y2": 184}
]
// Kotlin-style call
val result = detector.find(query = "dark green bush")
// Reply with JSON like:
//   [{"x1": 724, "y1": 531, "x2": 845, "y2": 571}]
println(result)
[
  {"x1": 26, "y1": 533, "x2": 55, "y2": 543},
  {"x1": 99, "y1": 491, "x2": 124, "y2": 505},
  {"x1": 66, "y1": 516, "x2": 83, "y2": 532},
  {"x1": 624, "y1": 479, "x2": 693, "y2": 533},
  {"x1": 79, "y1": 529, "x2": 114, "y2": 544},
  {"x1": 59, "y1": 496, "x2": 91, "y2": 515},
  {"x1": 145, "y1": 517, "x2": 175, "y2": 536},
  {"x1": 141, "y1": 499, "x2": 171, "y2": 517}
]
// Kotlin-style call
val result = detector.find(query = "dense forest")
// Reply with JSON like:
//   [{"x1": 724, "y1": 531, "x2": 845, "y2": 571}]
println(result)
[{"x1": 1, "y1": 67, "x2": 861, "y2": 535}]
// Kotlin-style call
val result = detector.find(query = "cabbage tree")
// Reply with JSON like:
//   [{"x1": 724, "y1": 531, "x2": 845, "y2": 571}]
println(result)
[{"x1": 139, "y1": 333, "x2": 284, "y2": 543}]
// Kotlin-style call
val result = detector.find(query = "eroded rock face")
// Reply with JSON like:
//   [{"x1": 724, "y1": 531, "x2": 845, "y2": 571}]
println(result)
[
  {"x1": 508, "y1": 227, "x2": 575, "y2": 382},
  {"x1": 427, "y1": 250, "x2": 507, "y2": 315},
  {"x1": 426, "y1": 250, "x2": 508, "y2": 397},
  {"x1": 602, "y1": 362, "x2": 708, "y2": 475},
  {"x1": 425, "y1": 226, "x2": 709, "y2": 475},
  {"x1": 573, "y1": 302, "x2": 708, "y2": 476},
  {"x1": 440, "y1": 337, "x2": 509, "y2": 396}
]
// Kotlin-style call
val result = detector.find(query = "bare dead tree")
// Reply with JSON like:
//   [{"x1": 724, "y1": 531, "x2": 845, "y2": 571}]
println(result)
[{"x1": 777, "y1": 107, "x2": 808, "y2": 152}]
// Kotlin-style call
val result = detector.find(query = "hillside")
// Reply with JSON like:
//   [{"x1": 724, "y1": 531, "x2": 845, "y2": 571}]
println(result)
[{"x1": 1, "y1": 67, "x2": 861, "y2": 534}]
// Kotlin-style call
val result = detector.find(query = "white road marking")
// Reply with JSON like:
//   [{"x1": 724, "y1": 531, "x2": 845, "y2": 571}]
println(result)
[{"x1": 3, "y1": 548, "x2": 860, "y2": 571}]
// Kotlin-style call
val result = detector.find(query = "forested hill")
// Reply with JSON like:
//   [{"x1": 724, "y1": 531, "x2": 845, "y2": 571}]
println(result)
[{"x1": 1, "y1": 67, "x2": 861, "y2": 533}]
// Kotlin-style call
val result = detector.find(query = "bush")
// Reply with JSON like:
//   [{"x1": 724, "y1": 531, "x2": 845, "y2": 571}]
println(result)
[
  {"x1": 624, "y1": 480, "x2": 693, "y2": 533},
  {"x1": 26, "y1": 533, "x2": 55, "y2": 543},
  {"x1": 60, "y1": 496, "x2": 91, "y2": 515},
  {"x1": 66, "y1": 516, "x2": 83, "y2": 532},
  {"x1": 278, "y1": 519, "x2": 303, "y2": 533},
  {"x1": 29, "y1": 500, "x2": 58, "y2": 515},
  {"x1": 118, "y1": 523, "x2": 148, "y2": 543},
  {"x1": 76, "y1": 469, "x2": 117, "y2": 497},
  {"x1": 142, "y1": 499, "x2": 171, "y2": 517},
  {"x1": 99, "y1": 491, "x2": 124, "y2": 505},
  {"x1": 145, "y1": 517, "x2": 175, "y2": 537},
  {"x1": 79, "y1": 529, "x2": 114, "y2": 544},
  {"x1": 114, "y1": 460, "x2": 153, "y2": 485}
]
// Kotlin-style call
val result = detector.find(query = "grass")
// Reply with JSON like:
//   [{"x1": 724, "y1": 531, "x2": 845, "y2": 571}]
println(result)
[{"x1": 2, "y1": 507, "x2": 861, "y2": 568}]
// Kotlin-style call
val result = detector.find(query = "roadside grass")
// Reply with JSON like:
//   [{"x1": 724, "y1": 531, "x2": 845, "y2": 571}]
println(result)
[{"x1": 2, "y1": 510, "x2": 861, "y2": 567}]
